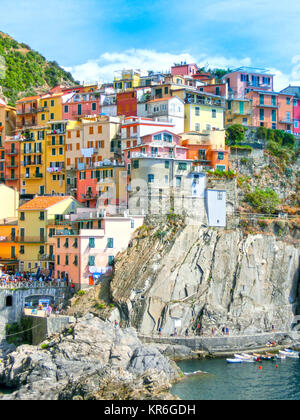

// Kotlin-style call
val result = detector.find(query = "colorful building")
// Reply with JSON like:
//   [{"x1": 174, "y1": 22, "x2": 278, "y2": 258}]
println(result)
[
  {"x1": 4, "y1": 136, "x2": 21, "y2": 191},
  {"x1": 117, "y1": 91, "x2": 137, "y2": 117},
  {"x1": 16, "y1": 96, "x2": 39, "y2": 129},
  {"x1": 18, "y1": 195, "x2": 82, "y2": 273},
  {"x1": 0, "y1": 218, "x2": 19, "y2": 273},
  {"x1": 184, "y1": 90, "x2": 225, "y2": 133},
  {"x1": 37, "y1": 93, "x2": 64, "y2": 125},
  {"x1": 0, "y1": 184, "x2": 19, "y2": 220},
  {"x1": 53, "y1": 211, "x2": 144, "y2": 289},
  {"x1": 113, "y1": 70, "x2": 141, "y2": 92},
  {"x1": 76, "y1": 163, "x2": 127, "y2": 212},
  {"x1": 62, "y1": 91, "x2": 101, "y2": 120},
  {"x1": 245, "y1": 90, "x2": 294, "y2": 131},
  {"x1": 171, "y1": 63, "x2": 198, "y2": 77},
  {"x1": 223, "y1": 67, "x2": 274, "y2": 99},
  {"x1": 225, "y1": 98, "x2": 253, "y2": 127},
  {"x1": 280, "y1": 86, "x2": 300, "y2": 135},
  {"x1": 181, "y1": 130, "x2": 230, "y2": 171},
  {"x1": 145, "y1": 97, "x2": 185, "y2": 134}
]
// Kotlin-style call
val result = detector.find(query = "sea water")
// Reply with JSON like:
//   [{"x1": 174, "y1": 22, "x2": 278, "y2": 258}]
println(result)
[{"x1": 171, "y1": 358, "x2": 300, "y2": 400}]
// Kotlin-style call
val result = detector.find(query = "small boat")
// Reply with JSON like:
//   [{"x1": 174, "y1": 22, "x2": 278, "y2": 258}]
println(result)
[
  {"x1": 275, "y1": 354, "x2": 286, "y2": 360},
  {"x1": 227, "y1": 358, "x2": 243, "y2": 364},
  {"x1": 279, "y1": 350, "x2": 299, "y2": 359},
  {"x1": 234, "y1": 354, "x2": 253, "y2": 360}
]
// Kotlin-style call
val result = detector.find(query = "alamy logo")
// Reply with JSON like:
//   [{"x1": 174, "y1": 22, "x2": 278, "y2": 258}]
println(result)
[{"x1": 0, "y1": 55, "x2": 5, "y2": 79}]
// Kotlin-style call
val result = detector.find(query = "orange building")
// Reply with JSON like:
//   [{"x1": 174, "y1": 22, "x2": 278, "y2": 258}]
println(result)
[
  {"x1": 245, "y1": 90, "x2": 294, "y2": 132},
  {"x1": 181, "y1": 130, "x2": 230, "y2": 171},
  {"x1": 0, "y1": 219, "x2": 19, "y2": 273},
  {"x1": 16, "y1": 96, "x2": 39, "y2": 129},
  {"x1": 4, "y1": 137, "x2": 21, "y2": 191}
]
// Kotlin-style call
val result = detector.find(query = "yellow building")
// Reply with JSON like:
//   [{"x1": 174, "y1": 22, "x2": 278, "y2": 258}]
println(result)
[
  {"x1": 37, "y1": 93, "x2": 64, "y2": 126},
  {"x1": 184, "y1": 91, "x2": 225, "y2": 133},
  {"x1": 114, "y1": 70, "x2": 141, "y2": 92},
  {"x1": 225, "y1": 98, "x2": 253, "y2": 127},
  {"x1": 18, "y1": 195, "x2": 82, "y2": 272},
  {"x1": 0, "y1": 219, "x2": 19, "y2": 273},
  {"x1": 0, "y1": 99, "x2": 16, "y2": 137},
  {"x1": 19, "y1": 126, "x2": 48, "y2": 196}
]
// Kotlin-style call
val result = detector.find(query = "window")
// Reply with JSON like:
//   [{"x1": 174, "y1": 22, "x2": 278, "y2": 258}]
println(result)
[
  {"x1": 272, "y1": 123, "x2": 276, "y2": 129},
  {"x1": 216, "y1": 165, "x2": 226, "y2": 172},
  {"x1": 287, "y1": 97, "x2": 291, "y2": 105},
  {"x1": 89, "y1": 126, "x2": 94, "y2": 135},
  {"x1": 89, "y1": 238, "x2": 95, "y2": 248},
  {"x1": 20, "y1": 212, "x2": 25, "y2": 221},
  {"x1": 175, "y1": 176, "x2": 181, "y2": 188},
  {"x1": 133, "y1": 160, "x2": 139, "y2": 169},
  {"x1": 98, "y1": 126, "x2": 102, "y2": 134},
  {"x1": 295, "y1": 121, "x2": 299, "y2": 129},
  {"x1": 20, "y1": 245, "x2": 25, "y2": 255},
  {"x1": 272, "y1": 96, "x2": 276, "y2": 106},
  {"x1": 50, "y1": 113, "x2": 54, "y2": 120},
  {"x1": 108, "y1": 256, "x2": 115, "y2": 266},
  {"x1": 39, "y1": 211, "x2": 45, "y2": 220},
  {"x1": 259, "y1": 109, "x2": 264, "y2": 121},
  {"x1": 217, "y1": 192, "x2": 223, "y2": 200},
  {"x1": 92, "y1": 103, "x2": 97, "y2": 111},
  {"x1": 52, "y1": 148, "x2": 56, "y2": 156},
  {"x1": 57, "y1": 238, "x2": 60, "y2": 248},
  {"x1": 41, "y1": 114, "x2": 45, "y2": 121},
  {"x1": 212, "y1": 109, "x2": 217, "y2": 118},
  {"x1": 39, "y1": 246, "x2": 44, "y2": 255},
  {"x1": 148, "y1": 174, "x2": 154, "y2": 183},
  {"x1": 64, "y1": 105, "x2": 69, "y2": 113},
  {"x1": 195, "y1": 123, "x2": 200, "y2": 132},
  {"x1": 164, "y1": 87, "x2": 168, "y2": 94},
  {"x1": 259, "y1": 94, "x2": 264, "y2": 105},
  {"x1": 163, "y1": 133, "x2": 172, "y2": 142},
  {"x1": 178, "y1": 162, "x2": 187, "y2": 170},
  {"x1": 64, "y1": 238, "x2": 69, "y2": 248},
  {"x1": 131, "y1": 219, "x2": 135, "y2": 229},
  {"x1": 88, "y1": 256, "x2": 95, "y2": 266},
  {"x1": 195, "y1": 107, "x2": 200, "y2": 116},
  {"x1": 165, "y1": 161, "x2": 169, "y2": 169},
  {"x1": 74, "y1": 256, "x2": 78, "y2": 266},
  {"x1": 107, "y1": 238, "x2": 114, "y2": 248},
  {"x1": 272, "y1": 110, "x2": 277, "y2": 122},
  {"x1": 153, "y1": 134, "x2": 162, "y2": 141},
  {"x1": 57, "y1": 255, "x2": 60, "y2": 265},
  {"x1": 51, "y1": 100, "x2": 55, "y2": 107},
  {"x1": 218, "y1": 152, "x2": 224, "y2": 160},
  {"x1": 65, "y1": 255, "x2": 69, "y2": 266}
]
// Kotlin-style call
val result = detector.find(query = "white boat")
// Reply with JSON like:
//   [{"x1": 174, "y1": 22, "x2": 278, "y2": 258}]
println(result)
[
  {"x1": 275, "y1": 354, "x2": 286, "y2": 360},
  {"x1": 234, "y1": 354, "x2": 254, "y2": 360},
  {"x1": 279, "y1": 350, "x2": 299, "y2": 359},
  {"x1": 227, "y1": 358, "x2": 243, "y2": 364}
]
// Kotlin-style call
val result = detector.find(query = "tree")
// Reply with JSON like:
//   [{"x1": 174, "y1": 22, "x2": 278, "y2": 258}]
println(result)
[{"x1": 245, "y1": 188, "x2": 281, "y2": 214}]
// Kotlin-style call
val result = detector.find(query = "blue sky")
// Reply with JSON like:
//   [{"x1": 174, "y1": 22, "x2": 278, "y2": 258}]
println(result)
[{"x1": 1, "y1": 0, "x2": 300, "y2": 89}]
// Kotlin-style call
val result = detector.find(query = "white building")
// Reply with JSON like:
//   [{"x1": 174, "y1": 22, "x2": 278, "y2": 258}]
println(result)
[
  {"x1": 205, "y1": 189, "x2": 226, "y2": 227},
  {"x1": 145, "y1": 96, "x2": 185, "y2": 134}
]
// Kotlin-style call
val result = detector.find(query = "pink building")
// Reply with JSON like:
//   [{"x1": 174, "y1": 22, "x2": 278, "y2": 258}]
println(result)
[
  {"x1": 223, "y1": 67, "x2": 274, "y2": 99},
  {"x1": 124, "y1": 130, "x2": 187, "y2": 175},
  {"x1": 280, "y1": 86, "x2": 300, "y2": 135},
  {"x1": 53, "y1": 212, "x2": 144, "y2": 289},
  {"x1": 171, "y1": 63, "x2": 198, "y2": 77},
  {"x1": 62, "y1": 92, "x2": 101, "y2": 120}
]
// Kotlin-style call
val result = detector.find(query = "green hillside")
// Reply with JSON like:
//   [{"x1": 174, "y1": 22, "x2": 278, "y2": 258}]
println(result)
[{"x1": 0, "y1": 32, "x2": 77, "y2": 106}]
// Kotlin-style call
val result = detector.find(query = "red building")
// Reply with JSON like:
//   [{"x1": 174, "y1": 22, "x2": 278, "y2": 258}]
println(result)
[
  {"x1": 171, "y1": 63, "x2": 198, "y2": 77},
  {"x1": 117, "y1": 91, "x2": 137, "y2": 117}
]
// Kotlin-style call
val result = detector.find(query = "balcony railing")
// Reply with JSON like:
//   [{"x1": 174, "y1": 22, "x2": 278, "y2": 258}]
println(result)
[
  {"x1": 24, "y1": 173, "x2": 43, "y2": 179},
  {"x1": 6, "y1": 151, "x2": 18, "y2": 156},
  {"x1": 82, "y1": 193, "x2": 98, "y2": 200},
  {"x1": 0, "y1": 235, "x2": 18, "y2": 242},
  {"x1": 38, "y1": 254, "x2": 55, "y2": 261}
]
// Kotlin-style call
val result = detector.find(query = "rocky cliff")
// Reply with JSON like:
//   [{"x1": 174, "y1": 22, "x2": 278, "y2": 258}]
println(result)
[
  {"x1": 0, "y1": 314, "x2": 181, "y2": 400},
  {"x1": 111, "y1": 221, "x2": 299, "y2": 336}
]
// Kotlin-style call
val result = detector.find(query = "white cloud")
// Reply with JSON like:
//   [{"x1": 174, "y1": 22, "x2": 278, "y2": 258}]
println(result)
[
  {"x1": 65, "y1": 48, "x2": 300, "y2": 93},
  {"x1": 64, "y1": 49, "x2": 252, "y2": 85}
]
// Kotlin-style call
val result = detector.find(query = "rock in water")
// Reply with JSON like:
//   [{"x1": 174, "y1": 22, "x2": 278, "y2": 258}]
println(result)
[{"x1": 0, "y1": 315, "x2": 181, "y2": 400}]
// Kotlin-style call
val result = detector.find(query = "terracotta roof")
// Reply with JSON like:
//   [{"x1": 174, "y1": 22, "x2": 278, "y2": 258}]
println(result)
[
  {"x1": 0, "y1": 98, "x2": 6, "y2": 106},
  {"x1": 16, "y1": 95, "x2": 40, "y2": 103},
  {"x1": 18, "y1": 196, "x2": 72, "y2": 211}
]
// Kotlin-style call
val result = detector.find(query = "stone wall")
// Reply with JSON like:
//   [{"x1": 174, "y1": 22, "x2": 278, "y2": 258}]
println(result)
[{"x1": 0, "y1": 286, "x2": 68, "y2": 339}]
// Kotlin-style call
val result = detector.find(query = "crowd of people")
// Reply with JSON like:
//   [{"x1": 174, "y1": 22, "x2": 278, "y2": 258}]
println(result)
[{"x1": 0, "y1": 271, "x2": 70, "y2": 287}]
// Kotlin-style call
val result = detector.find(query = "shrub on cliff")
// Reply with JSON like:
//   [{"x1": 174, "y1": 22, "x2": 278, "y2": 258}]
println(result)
[
  {"x1": 226, "y1": 124, "x2": 245, "y2": 145},
  {"x1": 245, "y1": 188, "x2": 281, "y2": 214}
]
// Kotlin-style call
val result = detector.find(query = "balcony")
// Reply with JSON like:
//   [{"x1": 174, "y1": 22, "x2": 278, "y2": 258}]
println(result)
[
  {"x1": 22, "y1": 161, "x2": 43, "y2": 167},
  {"x1": 38, "y1": 254, "x2": 55, "y2": 262},
  {"x1": 258, "y1": 103, "x2": 278, "y2": 109},
  {"x1": 47, "y1": 129, "x2": 66, "y2": 135},
  {"x1": 82, "y1": 193, "x2": 98, "y2": 201},
  {"x1": 279, "y1": 119, "x2": 294, "y2": 124},
  {"x1": 0, "y1": 235, "x2": 18, "y2": 242},
  {"x1": 6, "y1": 151, "x2": 18, "y2": 156},
  {"x1": 24, "y1": 173, "x2": 43, "y2": 179},
  {"x1": 6, "y1": 163, "x2": 18, "y2": 168},
  {"x1": 16, "y1": 108, "x2": 38, "y2": 115},
  {"x1": 55, "y1": 229, "x2": 79, "y2": 236},
  {"x1": 47, "y1": 140, "x2": 65, "y2": 146}
]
